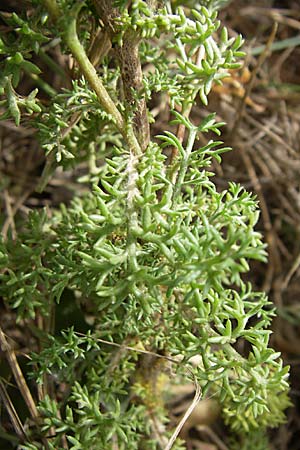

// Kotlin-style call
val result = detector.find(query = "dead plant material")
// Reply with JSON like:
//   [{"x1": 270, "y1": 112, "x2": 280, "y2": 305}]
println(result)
[
  {"x1": 0, "y1": 379, "x2": 27, "y2": 441},
  {"x1": 230, "y1": 21, "x2": 278, "y2": 138},
  {"x1": 164, "y1": 380, "x2": 202, "y2": 450},
  {"x1": 0, "y1": 326, "x2": 39, "y2": 421}
]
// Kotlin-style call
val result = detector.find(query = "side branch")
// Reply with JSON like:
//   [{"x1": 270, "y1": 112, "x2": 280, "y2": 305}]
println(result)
[
  {"x1": 65, "y1": 13, "x2": 125, "y2": 132},
  {"x1": 44, "y1": 0, "x2": 141, "y2": 156}
]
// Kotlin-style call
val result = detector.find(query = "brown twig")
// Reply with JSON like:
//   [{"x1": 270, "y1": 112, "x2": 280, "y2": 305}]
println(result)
[
  {"x1": 196, "y1": 425, "x2": 229, "y2": 450},
  {"x1": 245, "y1": 113, "x2": 298, "y2": 157},
  {"x1": 0, "y1": 327, "x2": 39, "y2": 421},
  {"x1": 0, "y1": 379, "x2": 27, "y2": 442},
  {"x1": 282, "y1": 251, "x2": 300, "y2": 292},
  {"x1": 2, "y1": 189, "x2": 32, "y2": 240},
  {"x1": 164, "y1": 377, "x2": 201, "y2": 450},
  {"x1": 88, "y1": 28, "x2": 111, "y2": 67},
  {"x1": 2, "y1": 190, "x2": 16, "y2": 240},
  {"x1": 241, "y1": 7, "x2": 300, "y2": 31},
  {"x1": 92, "y1": 0, "x2": 150, "y2": 150}
]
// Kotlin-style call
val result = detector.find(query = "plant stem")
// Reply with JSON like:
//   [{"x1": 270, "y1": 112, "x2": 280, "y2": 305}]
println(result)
[
  {"x1": 24, "y1": 71, "x2": 57, "y2": 97},
  {"x1": 172, "y1": 128, "x2": 197, "y2": 203},
  {"x1": 92, "y1": 0, "x2": 150, "y2": 151},
  {"x1": 64, "y1": 12, "x2": 123, "y2": 130},
  {"x1": 0, "y1": 327, "x2": 39, "y2": 421},
  {"x1": 38, "y1": 48, "x2": 67, "y2": 81},
  {"x1": 45, "y1": 1, "x2": 143, "y2": 269},
  {"x1": 43, "y1": 0, "x2": 60, "y2": 21},
  {"x1": 126, "y1": 152, "x2": 139, "y2": 272},
  {"x1": 43, "y1": 0, "x2": 142, "y2": 156}
]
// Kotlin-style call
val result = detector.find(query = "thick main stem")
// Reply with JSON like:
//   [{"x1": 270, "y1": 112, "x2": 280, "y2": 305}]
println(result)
[{"x1": 92, "y1": 0, "x2": 150, "y2": 151}]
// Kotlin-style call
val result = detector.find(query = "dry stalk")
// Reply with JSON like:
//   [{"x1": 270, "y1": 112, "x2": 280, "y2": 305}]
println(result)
[
  {"x1": 0, "y1": 326, "x2": 39, "y2": 421},
  {"x1": 164, "y1": 378, "x2": 201, "y2": 450},
  {"x1": 3, "y1": 190, "x2": 16, "y2": 240},
  {"x1": 0, "y1": 379, "x2": 27, "y2": 441},
  {"x1": 2, "y1": 189, "x2": 32, "y2": 240}
]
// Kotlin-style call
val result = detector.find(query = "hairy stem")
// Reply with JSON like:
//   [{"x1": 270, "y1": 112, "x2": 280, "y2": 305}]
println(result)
[
  {"x1": 172, "y1": 128, "x2": 197, "y2": 203},
  {"x1": 92, "y1": 0, "x2": 150, "y2": 151},
  {"x1": 126, "y1": 152, "x2": 139, "y2": 272}
]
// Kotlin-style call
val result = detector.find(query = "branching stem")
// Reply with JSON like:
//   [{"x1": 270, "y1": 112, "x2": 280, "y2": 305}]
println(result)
[
  {"x1": 172, "y1": 128, "x2": 197, "y2": 203},
  {"x1": 44, "y1": 0, "x2": 142, "y2": 156},
  {"x1": 64, "y1": 10, "x2": 123, "y2": 130},
  {"x1": 43, "y1": 0, "x2": 141, "y2": 273}
]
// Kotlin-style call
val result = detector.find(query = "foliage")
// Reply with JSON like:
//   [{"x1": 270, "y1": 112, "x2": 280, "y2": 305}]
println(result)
[{"x1": 0, "y1": 0, "x2": 290, "y2": 448}]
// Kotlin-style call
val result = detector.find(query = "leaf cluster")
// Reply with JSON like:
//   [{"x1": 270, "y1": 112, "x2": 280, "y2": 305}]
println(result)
[{"x1": 0, "y1": 11, "x2": 46, "y2": 124}]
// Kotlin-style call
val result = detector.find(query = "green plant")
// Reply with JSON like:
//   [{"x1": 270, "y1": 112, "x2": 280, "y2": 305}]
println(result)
[{"x1": 0, "y1": 1, "x2": 290, "y2": 449}]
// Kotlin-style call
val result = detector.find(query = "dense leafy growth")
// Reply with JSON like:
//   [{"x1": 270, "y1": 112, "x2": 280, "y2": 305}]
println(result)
[{"x1": 0, "y1": 0, "x2": 290, "y2": 449}]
